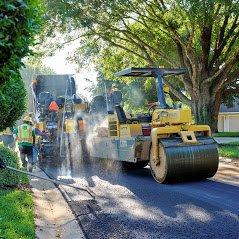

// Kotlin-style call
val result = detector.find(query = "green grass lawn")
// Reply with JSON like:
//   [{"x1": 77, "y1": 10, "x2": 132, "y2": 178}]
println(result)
[
  {"x1": 0, "y1": 173, "x2": 35, "y2": 239},
  {"x1": 218, "y1": 144, "x2": 239, "y2": 158},
  {"x1": 0, "y1": 189, "x2": 35, "y2": 239},
  {"x1": 213, "y1": 132, "x2": 239, "y2": 137},
  {"x1": 0, "y1": 146, "x2": 35, "y2": 239}
]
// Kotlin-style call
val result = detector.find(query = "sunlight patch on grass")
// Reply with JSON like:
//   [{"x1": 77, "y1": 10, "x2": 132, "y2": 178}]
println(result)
[
  {"x1": 0, "y1": 189, "x2": 35, "y2": 239},
  {"x1": 219, "y1": 145, "x2": 239, "y2": 158}
]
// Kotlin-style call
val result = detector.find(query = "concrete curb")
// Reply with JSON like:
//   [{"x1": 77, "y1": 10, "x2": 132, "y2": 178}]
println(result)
[{"x1": 30, "y1": 168, "x2": 86, "y2": 239}]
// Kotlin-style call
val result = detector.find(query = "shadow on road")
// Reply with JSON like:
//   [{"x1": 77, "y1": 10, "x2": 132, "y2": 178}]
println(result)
[{"x1": 41, "y1": 159, "x2": 239, "y2": 239}]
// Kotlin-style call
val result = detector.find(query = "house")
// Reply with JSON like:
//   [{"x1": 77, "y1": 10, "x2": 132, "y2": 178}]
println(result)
[{"x1": 218, "y1": 101, "x2": 239, "y2": 132}]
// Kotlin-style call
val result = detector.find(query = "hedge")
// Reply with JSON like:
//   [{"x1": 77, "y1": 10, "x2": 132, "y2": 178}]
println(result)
[{"x1": 0, "y1": 146, "x2": 21, "y2": 187}]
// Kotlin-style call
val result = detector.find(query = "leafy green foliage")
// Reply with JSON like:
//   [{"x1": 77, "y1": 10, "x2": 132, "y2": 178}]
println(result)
[
  {"x1": 0, "y1": 0, "x2": 42, "y2": 84},
  {"x1": 221, "y1": 81, "x2": 239, "y2": 107},
  {"x1": 95, "y1": 72, "x2": 157, "y2": 114},
  {"x1": 0, "y1": 146, "x2": 21, "y2": 187},
  {"x1": 0, "y1": 76, "x2": 26, "y2": 131},
  {"x1": 0, "y1": 0, "x2": 42, "y2": 130},
  {"x1": 45, "y1": 0, "x2": 239, "y2": 130},
  {"x1": 0, "y1": 189, "x2": 35, "y2": 239},
  {"x1": 218, "y1": 144, "x2": 239, "y2": 158}
]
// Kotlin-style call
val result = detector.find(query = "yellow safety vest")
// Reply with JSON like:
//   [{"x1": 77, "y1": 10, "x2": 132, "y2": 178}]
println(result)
[{"x1": 17, "y1": 124, "x2": 33, "y2": 144}]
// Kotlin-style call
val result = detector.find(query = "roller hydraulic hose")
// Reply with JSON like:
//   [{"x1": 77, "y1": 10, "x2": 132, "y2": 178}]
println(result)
[{"x1": 0, "y1": 161, "x2": 95, "y2": 199}]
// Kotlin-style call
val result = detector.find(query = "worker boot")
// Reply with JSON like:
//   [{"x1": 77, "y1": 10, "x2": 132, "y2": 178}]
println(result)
[
  {"x1": 28, "y1": 163, "x2": 33, "y2": 173},
  {"x1": 22, "y1": 162, "x2": 27, "y2": 170}
]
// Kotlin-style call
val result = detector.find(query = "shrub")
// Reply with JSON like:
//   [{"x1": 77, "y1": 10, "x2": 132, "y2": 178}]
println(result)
[
  {"x1": 0, "y1": 76, "x2": 26, "y2": 131},
  {"x1": 0, "y1": 0, "x2": 43, "y2": 130},
  {"x1": 0, "y1": 0, "x2": 42, "y2": 84},
  {"x1": 0, "y1": 146, "x2": 21, "y2": 187}
]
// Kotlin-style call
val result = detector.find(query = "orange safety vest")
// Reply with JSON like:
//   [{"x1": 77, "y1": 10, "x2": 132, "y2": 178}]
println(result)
[
  {"x1": 49, "y1": 101, "x2": 59, "y2": 112},
  {"x1": 17, "y1": 124, "x2": 33, "y2": 144}
]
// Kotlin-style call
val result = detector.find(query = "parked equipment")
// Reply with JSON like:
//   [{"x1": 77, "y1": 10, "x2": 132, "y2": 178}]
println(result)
[{"x1": 87, "y1": 67, "x2": 219, "y2": 183}]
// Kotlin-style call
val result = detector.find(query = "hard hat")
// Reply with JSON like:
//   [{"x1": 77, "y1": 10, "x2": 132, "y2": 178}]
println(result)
[
  {"x1": 163, "y1": 85, "x2": 170, "y2": 94},
  {"x1": 23, "y1": 116, "x2": 33, "y2": 124}
]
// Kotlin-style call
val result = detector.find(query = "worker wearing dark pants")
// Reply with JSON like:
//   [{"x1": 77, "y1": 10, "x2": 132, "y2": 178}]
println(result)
[
  {"x1": 19, "y1": 146, "x2": 34, "y2": 168},
  {"x1": 14, "y1": 116, "x2": 36, "y2": 172}
]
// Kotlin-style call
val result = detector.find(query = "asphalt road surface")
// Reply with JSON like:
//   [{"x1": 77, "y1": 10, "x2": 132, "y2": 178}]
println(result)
[
  {"x1": 43, "y1": 159, "x2": 239, "y2": 239},
  {"x1": 214, "y1": 137, "x2": 239, "y2": 144}
]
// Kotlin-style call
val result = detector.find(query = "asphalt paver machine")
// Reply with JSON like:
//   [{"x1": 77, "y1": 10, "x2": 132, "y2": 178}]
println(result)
[
  {"x1": 88, "y1": 67, "x2": 219, "y2": 183},
  {"x1": 32, "y1": 74, "x2": 88, "y2": 163}
]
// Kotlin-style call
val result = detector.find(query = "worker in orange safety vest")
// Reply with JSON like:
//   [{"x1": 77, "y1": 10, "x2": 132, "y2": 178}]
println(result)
[{"x1": 48, "y1": 100, "x2": 59, "y2": 112}]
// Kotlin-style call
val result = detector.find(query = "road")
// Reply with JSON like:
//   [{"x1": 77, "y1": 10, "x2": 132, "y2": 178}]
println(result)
[
  {"x1": 214, "y1": 137, "x2": 239, "y2": 144},
  {"x1": 43, "y1": 160, "x2": 239, "y2": 239}
]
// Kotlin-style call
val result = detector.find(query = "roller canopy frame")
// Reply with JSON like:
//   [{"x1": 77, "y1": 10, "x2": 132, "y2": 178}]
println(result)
[
  {"x1": 115, "y1": 67, "x2": 187, "y2": 78},
  {"x1": 115, "y1": 67, "x2": 187, "y2": 109}
]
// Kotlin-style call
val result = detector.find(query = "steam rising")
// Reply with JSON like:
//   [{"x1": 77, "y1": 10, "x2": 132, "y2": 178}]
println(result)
[{"x1": 54, "y1": 111, "x2": 123, "y2": 185}]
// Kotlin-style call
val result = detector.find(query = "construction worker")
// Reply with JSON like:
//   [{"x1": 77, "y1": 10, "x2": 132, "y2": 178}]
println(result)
[
  {"x1": 14, "y1": 116, "x2": 35, "y2": 172},
  {"x1": 48, "y1": 100, "x2": 59, "y2": 121},
  {"x1": 76, "y1": 115, "x2": 85, "y2": 137},
  {"x1": 49, "y1": 100, "x2": 59, "y2": 112}
]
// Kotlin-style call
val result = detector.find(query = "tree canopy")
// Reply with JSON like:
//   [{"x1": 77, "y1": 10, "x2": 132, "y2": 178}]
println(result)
[{"x1": 45, "y1": 0, "x2": 239, "y2": 131}]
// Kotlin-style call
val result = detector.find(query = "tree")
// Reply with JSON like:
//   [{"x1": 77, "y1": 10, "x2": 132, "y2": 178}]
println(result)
[
  {"x1": 94, "y1": 70, "x2": 157, "y2": 114},
  {"x1": 0, "y1": 0, "x2": 42, "y2": 130},
  {"x1": 45, "y1": 0, "x2": 239, "y2": 131}
]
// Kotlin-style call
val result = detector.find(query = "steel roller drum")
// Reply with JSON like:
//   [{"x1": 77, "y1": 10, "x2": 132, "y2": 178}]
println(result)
[{"x1": 150, "y1": 136, "x2": 219, "y2": 183}]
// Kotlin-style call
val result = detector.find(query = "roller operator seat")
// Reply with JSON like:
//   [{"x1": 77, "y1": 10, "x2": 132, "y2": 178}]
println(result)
[
  {"x1": 115, "y1": 105, "x2": 152, "y2": 124},
  {"x1": 115, "y1": 105, "x2": 139, "y2": 124}
]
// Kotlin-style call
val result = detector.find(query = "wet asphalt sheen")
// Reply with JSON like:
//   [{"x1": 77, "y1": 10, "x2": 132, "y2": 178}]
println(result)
[{"x1": 46, "y1": 164, "x2": 239, "y2": 239}]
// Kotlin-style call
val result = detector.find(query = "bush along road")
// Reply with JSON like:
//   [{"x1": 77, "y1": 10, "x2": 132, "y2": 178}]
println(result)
[{"x1": 0, "y1": 146, "x2": 35, "y2": 239}]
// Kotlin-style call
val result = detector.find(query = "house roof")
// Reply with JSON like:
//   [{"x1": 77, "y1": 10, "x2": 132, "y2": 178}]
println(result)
[{"x1": 220, "y1": 101, "x2": 239, "y2": 113}]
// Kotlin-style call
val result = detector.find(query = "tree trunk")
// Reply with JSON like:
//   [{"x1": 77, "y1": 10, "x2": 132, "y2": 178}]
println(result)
[{"x1": 191, "y1": 87, "x2": 221, "y2": 133}]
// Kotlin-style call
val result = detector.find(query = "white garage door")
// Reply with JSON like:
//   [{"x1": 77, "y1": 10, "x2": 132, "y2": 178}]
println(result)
[
  {"x1": 229, "y1": 115, "x2": 239, "y2": 132},
  {"x1": 218, "y1": 115, "x2": 224, "y2": 132}
]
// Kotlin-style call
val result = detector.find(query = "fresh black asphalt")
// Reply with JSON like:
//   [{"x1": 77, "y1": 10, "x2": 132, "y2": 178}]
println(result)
[{"x1": 44, "y1": 161, "x2": 239, "y2": 239}]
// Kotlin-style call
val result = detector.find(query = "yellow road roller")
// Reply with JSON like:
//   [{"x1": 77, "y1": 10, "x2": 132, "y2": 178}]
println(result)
[
  {"x1": 87, "y1": 67, "x2": 219, "y2": 183},
  {"x1": 116, "y1": 67, "x2": 219, "y2": 183}
]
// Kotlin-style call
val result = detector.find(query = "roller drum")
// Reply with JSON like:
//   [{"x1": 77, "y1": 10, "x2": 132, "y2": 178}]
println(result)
[{"x1": 150, "y1": 136, "x2": 219, "y2": 183}]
